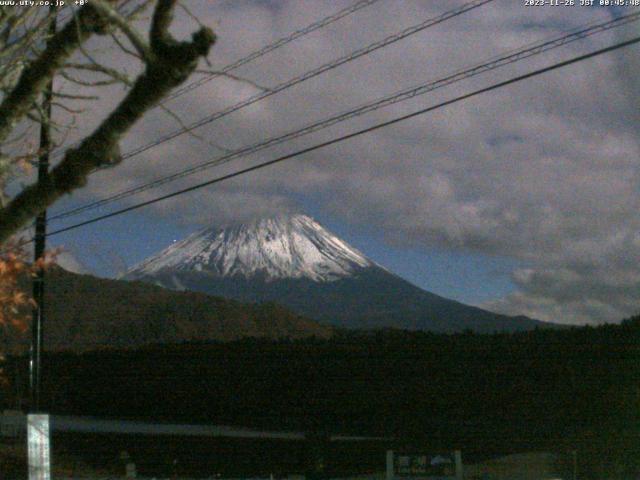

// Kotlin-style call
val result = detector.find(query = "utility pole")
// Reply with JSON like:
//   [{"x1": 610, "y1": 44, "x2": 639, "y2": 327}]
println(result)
[
  {"x1": 28, "y1": 12, "x2": 57, "y2": 480},
  {"x1": 30, "y1": 3, "x2": 56, "y2": 413}
]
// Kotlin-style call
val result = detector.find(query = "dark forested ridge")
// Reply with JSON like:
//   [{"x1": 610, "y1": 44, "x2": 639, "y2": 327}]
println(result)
[
  {"x1": 2, "y1": 267, "x2": 332, "y2": 352},
  {"x1": 3, "y1": 316, "x2": 639, "y2": 477},
  {"x1": 134, "y1": 265, "x2": 554, "y2": 333},
  {"x1": 2, "y1": 265, "x2": 556, "y2": 355}
]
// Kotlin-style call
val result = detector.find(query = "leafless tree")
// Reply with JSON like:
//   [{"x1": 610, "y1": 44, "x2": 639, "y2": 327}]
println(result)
[{"x1": 0, "y1": 0, "x2": 216, "y2": 244}]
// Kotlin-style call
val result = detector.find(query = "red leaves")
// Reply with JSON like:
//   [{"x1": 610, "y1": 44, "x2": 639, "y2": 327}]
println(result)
[
  {"x1": 0, "y1": 241, "x2": 58, "y2": 388},
  {"x1": 0, "y1": 241, "x2": 58, "y2": 334}
]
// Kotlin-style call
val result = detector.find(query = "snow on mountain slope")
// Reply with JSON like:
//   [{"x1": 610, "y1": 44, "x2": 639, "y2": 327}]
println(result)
[{"x1": 123, "y1": 214, "x2": 374, "y2": 282}]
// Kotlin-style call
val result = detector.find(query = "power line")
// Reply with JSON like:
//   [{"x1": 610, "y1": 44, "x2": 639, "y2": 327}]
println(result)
[
  {"x1": 48, "y1": 0, "x2": 383, "y2": 161},
  {"x1": 30, "y1": 0, "x2": 57, "y2": 414},
  {"x1": 38, "y1": 35, "x2": 640, "y2": 241},
  {"x1": 98, "y1": 0, "x2": 495, "y2": 164},
  {"x1": 48, "y1": 0, "x2": 494, "y2": 220},
  {"x1": 163, "y1": 0, "x2": 384, "y2": 102},
  {"x1": 49, "y1": 11, "x2": 640, "y2": 221}
]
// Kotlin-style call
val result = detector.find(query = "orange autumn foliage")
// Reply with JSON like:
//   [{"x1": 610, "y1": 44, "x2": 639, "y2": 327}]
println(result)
[
  {"x1": 0, "y1": 242, "x2": 58, "y2": 332},
  {"x1": 0, "y1": 242, "x2": 33, "y2": 334},
  {"x1": 0, "y1": 241, "x2": 57, "y2": 388}
]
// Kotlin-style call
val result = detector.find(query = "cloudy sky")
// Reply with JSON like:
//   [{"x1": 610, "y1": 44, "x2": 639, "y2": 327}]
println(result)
[{"x1": 37, "y1": 0, "x2": 640, "y2": 325}]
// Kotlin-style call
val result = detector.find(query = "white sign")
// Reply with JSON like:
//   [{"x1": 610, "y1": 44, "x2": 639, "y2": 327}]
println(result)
[
  {"x1": 386, "y1": 449, "x2": 463, "y2": 480},
  {"x1": 27, "y1": 414, "x2": 51, "y2": 480}
]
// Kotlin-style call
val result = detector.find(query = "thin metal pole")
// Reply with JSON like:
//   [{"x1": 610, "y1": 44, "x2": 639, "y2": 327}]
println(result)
[{"x1": 30, "y1": 6, "x2": 56, "y2": 413}]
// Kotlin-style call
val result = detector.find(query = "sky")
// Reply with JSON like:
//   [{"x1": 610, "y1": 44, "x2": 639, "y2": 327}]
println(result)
[{"x1": 27, "y1": 0, "x2": 640, "y2": 325}]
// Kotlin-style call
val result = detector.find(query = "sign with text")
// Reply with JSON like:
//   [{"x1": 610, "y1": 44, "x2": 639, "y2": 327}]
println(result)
[
  {"x1": 387, "y1": 450, "x2": 462, "y2": 480},
  {"x1": 395, "y1": 453, "x2": 454, "y2": 476}
]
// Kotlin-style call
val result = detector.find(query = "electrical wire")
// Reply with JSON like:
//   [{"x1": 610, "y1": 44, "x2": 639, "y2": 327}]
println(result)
[
  {"x1": 48, "y1": 11, "x2": 640, "y2": 221},
  {"x1": 35, "y1": 35, "x2": 640, "y2": 241},
  {"x1": 163, "y1": 0, "x2": 384, "y2": 102},
  {"x1": 90, "y1": 0, "x2": 495, "y2": 164},
  {"x1": 46, "y1": 0, "x2": 383, "y2": 160}
]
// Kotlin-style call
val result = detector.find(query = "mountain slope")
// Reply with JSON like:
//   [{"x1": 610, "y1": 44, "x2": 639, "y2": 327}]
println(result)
[
  {"x1": 123, "y1": 214, "x2": 551, "y2": 333},
  {"x1": 135, "y1": 266, "x2": 543, "y2": 333},
  {"x1": 2, "y1": 267, "x2": 332, "y2": 353}
]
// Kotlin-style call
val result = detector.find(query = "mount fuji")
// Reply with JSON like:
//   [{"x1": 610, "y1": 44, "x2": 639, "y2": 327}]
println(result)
[{"x1": 122, "y1": 214, "x2": 549, "y2": 333}]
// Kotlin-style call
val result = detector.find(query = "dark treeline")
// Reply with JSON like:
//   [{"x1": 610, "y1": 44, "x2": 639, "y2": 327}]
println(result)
[{"x1": 3, "y1": 316, "x2": 639, "y2": 478}]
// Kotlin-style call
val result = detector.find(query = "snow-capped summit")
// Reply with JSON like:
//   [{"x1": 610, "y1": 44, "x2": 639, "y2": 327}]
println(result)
[
  {"x1": 56, "y1": 250, "x2": 90, "y2": 275},
  {"x1": 123, "y1": 214, "x2": 374, "y2": 283}
]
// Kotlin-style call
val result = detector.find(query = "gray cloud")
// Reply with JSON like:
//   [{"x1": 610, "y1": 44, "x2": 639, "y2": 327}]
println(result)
[{"x1": 47, "y1": 1, "x2": 640, "y2": 325}]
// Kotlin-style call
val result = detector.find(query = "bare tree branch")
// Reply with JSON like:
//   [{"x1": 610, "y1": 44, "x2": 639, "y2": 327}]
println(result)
[
  {"x1": 0, "y1": 3, "x2": 112, "y2": 147},
  {"x1": 91, "y1": 0, "x2": 152, "y2": 62},
  {"x1": 158, "y1": 103, "x2": 231, "y2": 153},
  {"x1": 150, "y1": 0, "x2": 175, "y2": 52},
  {"x1": 64, "y1": 62, "x2": 133, "y2": 86},
  {"x1": 52, "y1": 101, "x2": 86, "y2": 115},
  {"x1": 52, "y1": 91, "x2": 100, "y2": 101},
  {"x1": 120, "y1": 0, "x2": 154, "y2": 21},
  {"x1": 110, "y1": 30, "x2": 142, "y2": 60},
  {"x1": 0, "y1": 0, "x2": 216, "y2": 243},
  {"x1": 59, "y1": 69, "x2": 123, "y2": 88}
]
